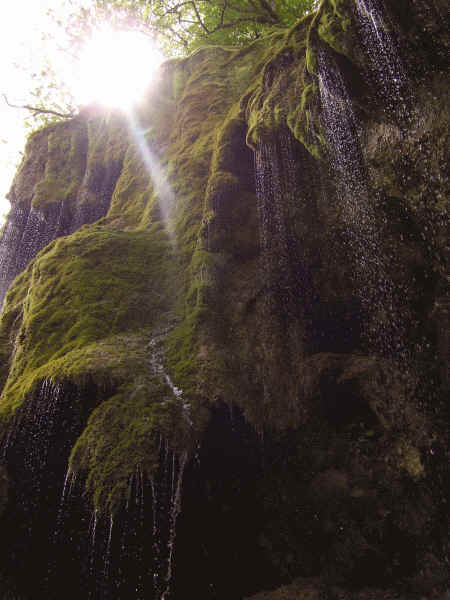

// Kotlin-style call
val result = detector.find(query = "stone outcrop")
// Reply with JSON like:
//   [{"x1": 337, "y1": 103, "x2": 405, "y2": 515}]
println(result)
[
  {"x1": 0, "y1": 1, "x2": 447, "y2": 598},
  {"x1": 0, "y1": 111, "x2": 129, "y2": 307}
]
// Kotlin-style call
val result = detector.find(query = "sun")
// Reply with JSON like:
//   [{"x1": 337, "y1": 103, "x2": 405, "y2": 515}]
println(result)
[{"x1": 74, "y1": 29, "x2": 164, "y2": 110}]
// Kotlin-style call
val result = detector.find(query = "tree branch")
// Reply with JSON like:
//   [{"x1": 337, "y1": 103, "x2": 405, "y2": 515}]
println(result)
[
  {"x1": 191, "y1": 1, "x2": 211, "y2": 34},
  {"x1": 2, "y1": 94, "x2": 75, "y2": 119},
  {"x1": 257, "y1": 0, "x2": 281, "y2": 22}
]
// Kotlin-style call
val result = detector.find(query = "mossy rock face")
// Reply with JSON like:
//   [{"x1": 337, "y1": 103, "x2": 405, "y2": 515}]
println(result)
[
  {"x1": 0, "y1": 111, "x2": 131, "y2": 307},
  {"x1": 0, "y1": 40, "x2": 275, "y2": 513},
  {"x1": 0, "y1": 0, "x2": 448, "y2": 595},
  {"x1": 316, "y1": 0, "x2": 353, "y2": 57},
  {"x1": 0, "y1": 220, "x2": 187, "y2": 511},
  {"x1": 0, "y1": 226, "x2": 173, "y2": 409},
  {"x1": 244, "y1": 17, "x2": 322, "y2": 155},
  {"x1": 6, "y1": 124, "x2": 67, "y2": 209},
  {"x1": 69, "y1": 378, "x2": 193, "y2": 513},
  {"x1": 7, "y1": 111, "x2": 129, "y2": 214}
]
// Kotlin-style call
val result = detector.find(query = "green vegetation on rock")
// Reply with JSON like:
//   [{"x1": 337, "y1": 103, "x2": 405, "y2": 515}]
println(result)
[{"x1": 0, "y1": 1, "x2": 447, "y2": 549}]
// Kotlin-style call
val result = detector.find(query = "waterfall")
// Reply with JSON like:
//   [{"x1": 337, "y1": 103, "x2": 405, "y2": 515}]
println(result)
[
  {"x1": 0, "y1": 158, "x2": 122, "y2": 308},
  {"x1": 103, "y1": 516, "x2": 114, "y2": 583},
  {"x1": 254, "y1": 138, "x2": 293, "y2": 409},
  {"x1": 1, "y1": 379, "x2": 63, "y2": 472},
  {"x1": 0, "y1": 204, "x2": 29, "y2": 307},
  {"x1": 354, "y1": 0, "x2": 411, "y2": 121},
  {"x1": 88, "y1": 508, "x2": 98, "y2": 577},
  {"x1": 149, "y1": 337, "x2": 183, "y2": 399},
  {"x1": 254, "y1": 133, "x2": 304, "y2": 309},
  {"x1": 82, "y1": 324, "x2": 193, "y2": 600},
  {"x1": 149, "y1": 334, "x2": 192, "y2": 425},
  {"x1": 0, "y1": 334, "x2": 191, "y2": 598},
  {"x1": 150, "y1": 446, "x2": 188, "y2": 600},
  {"x1": 150, "y1": 475, "x2": 161, "y2": 590},
  {"x1": 317, "y1": 50, "x2": 407, "y2": 360},
  {"x1": 0, "y1": 379, "x2": 100, "y2": 597},
  {"x1": 254, "y1": 133, "x2": 317, "y2": 422},
  {"x1": 160, "y1": 450, "x2": 188, "y2": 600},
  {"x1": 254, "y1": 138, "x2": 298, "y2": 315},
  {"x1": 254, "y1": 132, "x2": 313, "y2": 317},
  {"x1": 53, "y1": 467, "x2": 78, "y2": 546},
  {"x1": 0, "y1": 186, "x2": 122, "y2": 308},
  {"x1": 92, "y1": 447, "x2": 188, "y2": 599},
  {"x1": 0, "y1": 201, "x2": 71, "y2": 308}
]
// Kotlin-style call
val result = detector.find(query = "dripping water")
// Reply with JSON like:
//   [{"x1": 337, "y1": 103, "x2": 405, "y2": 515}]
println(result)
[
  {"x1": 254, "y1": 141, "x2": 291, "y2": 290},
  {"x1": 354, "y1": 0, "x2": 411, "y2": 121},
  {"x1": 149, "y1": 334, "x2": 192, "y2": 426},
  {"x1": 88, "y1": 508, "x2": 98, "y2": 576},
  {"x1": 95, "y1": 442, "x2": 189, "y2": 599},
  {"x1": 1, "y1": 379, "x2": 65, "y2": 492},
  {"x1": 103, "y1": 515, "x2": 114, "y2": 586},
  {"x1": 254, "y1": 141, "x2": 287, "y2": 408},
  {"x1": 254, "y1": 132, "x2": 312, "y2": 420},
  {"x1": 161, "y1": 450, "x2": 188, "y2": 600},
  {"x1": 149, "y1": 337, "x2": 183, "y2": 398},
  {"x1": 135, "y1": 464, "x2": 145, "y2": 597},
  {"x1": 150, "y1": 477, "x2": 161, "y2": 591},
  {"x1": 53, "y1": 467, "x2": 78, "y2": 545},
  {"x1": 318, "y1": 50, "x2": 407, "y2": 360}
]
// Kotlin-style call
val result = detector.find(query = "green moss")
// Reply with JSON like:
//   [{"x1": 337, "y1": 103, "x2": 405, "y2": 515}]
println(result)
[
  {"x1": 69, "y1": 381, "x2": 191, "y2": 513},
  {"x1": 306, "y1": 44, "x2": 317, "y2": 73},
  {"x1": 139, "y1": 44, "x2": 266, "y2": 402},
  {"x1": 165, "y1": 307, "x2": 203, "y2": 395},
  {"x1": 0, "y1": 211, "x2": 187, "y2": 512},
  {"x1": 0, "y1": 42, "x2": 270, "y2": 512},
  {"x1": 0, "y1": 225, "x2": 173, "y2": 415},
  {"x1": 0, "y1": 5, "x2": 364, "y2": 514},
  {"x1": 7, "y1": 110, "x2": 129, "y2": 218},
  {"x1": 107, "y1": 143, "x2": 154, "y2": 229},
  {"x1": 6, "y1": 122, "x2": 81, "y2": 209},
  {"x1": 317, "y1": 0, "x2": 353, "y2": 56},
  {"x1": 244, "y1": 11, "x2": 324, "y2": 154},
  {"x1": 243, "y1": 0, "x2": 359, "y2": 155},
  {"x1": 31, "y1": 120, "x2": 87, "y2": 208}
]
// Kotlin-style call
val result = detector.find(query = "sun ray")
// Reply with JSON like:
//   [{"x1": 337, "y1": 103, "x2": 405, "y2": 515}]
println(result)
[{"x1": 74, "y1": 29, "x2": 164, "y2": 109}]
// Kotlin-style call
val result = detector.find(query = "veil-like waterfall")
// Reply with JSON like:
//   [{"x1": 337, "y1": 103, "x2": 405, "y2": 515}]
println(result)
[{"x1": 0, "y1": 0, "x2": 447, "y2": 597}]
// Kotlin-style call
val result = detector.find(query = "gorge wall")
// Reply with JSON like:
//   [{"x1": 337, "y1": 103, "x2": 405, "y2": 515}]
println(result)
[{"x1": 0, "y1": 0, "x2": 448, "y2": 598}]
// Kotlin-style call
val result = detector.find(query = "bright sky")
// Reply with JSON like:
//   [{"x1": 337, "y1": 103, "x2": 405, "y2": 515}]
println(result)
[
  {"x1": 0, "y1": 1, "x2": 164, "y2": 226},
  {"x1": 0, "y1": 1, "x2": 65, "y2": 222}
]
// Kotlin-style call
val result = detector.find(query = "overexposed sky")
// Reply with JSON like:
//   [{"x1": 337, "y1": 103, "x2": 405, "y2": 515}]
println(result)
[
  {"x1": 0, "y1": 0, "x2": 70, "y2": 222},
  {"x1": 0, "y1": 1, "x2": 164, "y2": 225}
]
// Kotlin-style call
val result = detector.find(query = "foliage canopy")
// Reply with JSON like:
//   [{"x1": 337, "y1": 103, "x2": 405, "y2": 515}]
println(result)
[
  {"x1": 4, "y1": 0, "x2": 319, "y2": 128},
  {"x1": 85, "y1": 0, "x2": 319, "y2": 52}
]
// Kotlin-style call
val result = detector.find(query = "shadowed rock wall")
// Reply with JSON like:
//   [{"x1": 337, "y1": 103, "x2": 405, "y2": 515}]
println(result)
[
  {"x1": 0, "y1": 111, "x2": 129, "y2": 307},
  {"x1": 0, "y1": 1, "x2": 448, "y2": 598}
]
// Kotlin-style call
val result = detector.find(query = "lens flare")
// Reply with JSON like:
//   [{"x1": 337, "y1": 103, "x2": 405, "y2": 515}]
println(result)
[{"x1": 74, "y1": 29, "x2": 164, "y2": 109}]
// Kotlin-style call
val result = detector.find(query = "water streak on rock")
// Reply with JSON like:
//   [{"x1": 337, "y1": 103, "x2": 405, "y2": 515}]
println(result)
[
  {"x1": 254, "y1": 135, "x2": 305, "y2": 411},
  {"x1": 161, "y1": 450, "x2": 188, "y2": 600},
  {"x1": 149, "y1": 335, "x2": 192, "y2": 427},
  {"x1": 103, "y1": 515, "x2": 114, "y2": 584},
  {"x1": 318, "y1": 50, "x2": 406, "y2": 360},
  {"x1": 89, "y1": 508, "x2": 98, "y2": 570},
  {"x1": 355, "y1": 0, "x2": 410, "y2": 120}
]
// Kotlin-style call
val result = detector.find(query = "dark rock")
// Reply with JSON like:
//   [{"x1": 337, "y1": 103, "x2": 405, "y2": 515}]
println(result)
[{"x1": 0, "y1": 0, "x2": 447, "y2": 598}]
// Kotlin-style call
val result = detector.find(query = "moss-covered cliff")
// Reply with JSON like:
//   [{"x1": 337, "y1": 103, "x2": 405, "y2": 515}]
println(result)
[{"x1": 0, "y1": 1, "x2": 448, "y2": 598}]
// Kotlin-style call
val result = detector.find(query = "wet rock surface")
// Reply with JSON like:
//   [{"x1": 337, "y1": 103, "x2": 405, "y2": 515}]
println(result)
[{"x1": 0, "y1": 1, "x2": 447, "y2": 598}]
